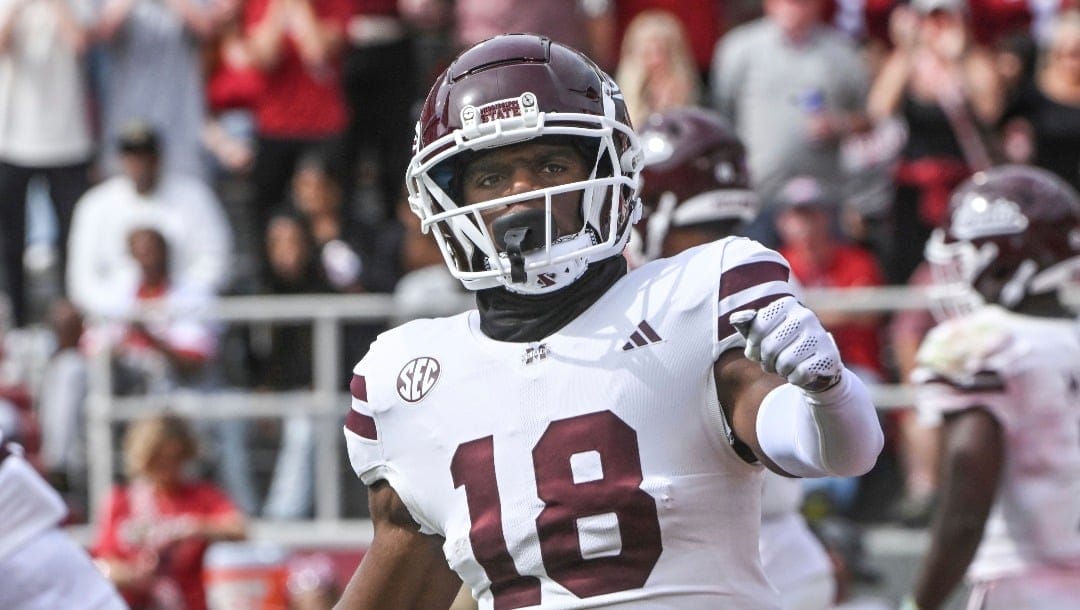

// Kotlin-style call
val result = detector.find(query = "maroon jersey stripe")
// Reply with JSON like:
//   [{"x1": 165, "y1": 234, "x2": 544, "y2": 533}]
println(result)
[
  {"x1": 346, "y1": 410, "x2": 378, "y2": 440},
  {"x1": 350, "y1": 374, "x2": 368, "y2": 402},
  {"x1": 718, "y1": 261, "x2": 790, "y2": 302},
  {"x1": 921, "y1": 371, "x2": 1007, "y2": 393},
  {"x1": 717, "y1": 293, "x2": 792, "y2": 340}
]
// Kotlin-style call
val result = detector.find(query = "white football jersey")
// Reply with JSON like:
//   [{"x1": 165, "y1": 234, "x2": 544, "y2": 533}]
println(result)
[
  {"x1": 759, "y1": 473, "x2": 832, "y2": 597},
  {"x1": 345, "y1": 238, "x2": 796, "y2": 609},
  {"x1": 914, "y1": 306, "x2": 1080, "y2": 582},
  {"x1": 0, "y1": 439, "x2": 66, "y2": 561},
  {"x1": 0, "y1": 438, "x2": 127, "y2": 610}
]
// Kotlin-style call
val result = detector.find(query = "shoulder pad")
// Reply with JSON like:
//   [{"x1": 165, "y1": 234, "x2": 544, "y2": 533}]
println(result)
[{"x1": 914, "y1": 309, "x2": 1011, "y2": 389}]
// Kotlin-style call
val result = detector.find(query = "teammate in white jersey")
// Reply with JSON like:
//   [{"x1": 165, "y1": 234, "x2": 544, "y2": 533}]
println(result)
[
  {"x1": 904, "y1": 165, "x2": 1080, "y2": 610},
  {"x1": 0, "y1": 433, "x2": 127, "y2": 610},
  {"x1": 635, "y1": 106, "x2": 836, "y2": 610},
  {"x1": 339, "y1": 34, "x2": 883, "y2": 610}
]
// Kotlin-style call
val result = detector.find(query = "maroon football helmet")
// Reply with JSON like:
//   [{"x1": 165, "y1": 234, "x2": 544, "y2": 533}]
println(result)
[
  {"x1": 926, "y1": 164, "x2": 1080, "y2": 318},
  {"x1": 406, "y1": 34, "x2": 644, "y2": 294},
  {"x1": 636, "y1": 107, "x2": 759, "y2": 261}
]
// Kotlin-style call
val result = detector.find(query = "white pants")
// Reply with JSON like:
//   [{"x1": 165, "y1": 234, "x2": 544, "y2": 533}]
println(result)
[
  {"x1": 778, "y1": 571, "x2": 836, "y2": 610},
  {"x1": 967, "y1": 570, "x2": 1080, "y2": 610},
  {"x1": 0, "y1": 528, "x2": 127, "y2": 610}
]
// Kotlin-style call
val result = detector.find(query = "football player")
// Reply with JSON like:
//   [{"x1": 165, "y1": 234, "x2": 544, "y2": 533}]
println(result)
[
  {"x1": 339, "y1": 34, "x2": 883, "y2": 609},
  {"x1": 904, "y1": 165, "x2": 1080, "y2": 610},
  {"x1": 0, "y1": 432, "x2": 127, "y2": 609},
  {"x1": 636, "y1": 106, "x2": 837, "y2": 610}
]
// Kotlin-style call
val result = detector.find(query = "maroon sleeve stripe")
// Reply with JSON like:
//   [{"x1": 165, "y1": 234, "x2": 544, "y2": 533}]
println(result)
[
  {"x1": 718, "y1": 261, "x2": 790, "y2": 302},
  {"x1": 717, "y1": 293, "x2": 793, "y2": 340},
  {"x1": 350, "y1": 374, "x2": 368, "y2": 402},
  {"x1": 346, "y1": 410, "x2": 378, "y2": 440}
]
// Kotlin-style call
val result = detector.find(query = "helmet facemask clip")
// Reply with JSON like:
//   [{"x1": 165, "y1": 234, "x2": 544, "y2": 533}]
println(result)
[{"x1": 493, "y1": 209, "x2": 549, "y2": 284}]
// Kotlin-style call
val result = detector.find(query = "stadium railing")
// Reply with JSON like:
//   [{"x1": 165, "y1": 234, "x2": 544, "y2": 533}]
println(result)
[{"x1": 81, "y1": 284, "x2": 1080, "y2": 546}]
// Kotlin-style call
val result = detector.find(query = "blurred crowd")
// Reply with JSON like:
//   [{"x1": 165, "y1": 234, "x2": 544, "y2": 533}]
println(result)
[{"x1": 0, "y1": 0, "x2": 1078, "y2": 607}]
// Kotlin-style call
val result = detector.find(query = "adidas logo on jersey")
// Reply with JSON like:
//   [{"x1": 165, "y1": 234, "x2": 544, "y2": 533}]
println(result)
[{"x1": 622, "y1": 321, "x2": 663, "y2": 351}]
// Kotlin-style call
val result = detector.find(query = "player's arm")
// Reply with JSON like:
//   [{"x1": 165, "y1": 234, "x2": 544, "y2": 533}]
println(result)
[
  {"x1": 715, "y1": 296, "x2": 883, "y2": 478},
  {"x1": 908, "y1": 407, "x2": 1003, "y2": 610},
  {"x1": 335, "y1": 481, "x2": 462, "y2": 610}
]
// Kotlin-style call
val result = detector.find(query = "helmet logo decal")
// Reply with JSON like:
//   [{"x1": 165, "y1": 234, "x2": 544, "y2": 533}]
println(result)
[
  {"x1": 461, "y1": 93, "x2": 539, "y2": 138},
  {"x1": 397, "y1": 357, "x2": 441, "y2": 403},
  {"x1": 952, "y1": 195, "x2": 1029, "y2": 240}
]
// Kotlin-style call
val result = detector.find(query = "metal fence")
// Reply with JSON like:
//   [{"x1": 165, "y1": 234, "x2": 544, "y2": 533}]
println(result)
[{"x1": 83, "y1": 284, "x2": 1080, "y2": 544}]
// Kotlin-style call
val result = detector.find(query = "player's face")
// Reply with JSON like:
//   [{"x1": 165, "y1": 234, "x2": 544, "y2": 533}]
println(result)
[{"x1": 464, "y1": 141, "x2": 589, "y2": 243}]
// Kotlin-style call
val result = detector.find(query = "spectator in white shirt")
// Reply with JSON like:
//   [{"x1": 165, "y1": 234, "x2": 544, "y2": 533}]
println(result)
[{"x1": 66, "y1": 121, "x2": 234, "y2": 319}]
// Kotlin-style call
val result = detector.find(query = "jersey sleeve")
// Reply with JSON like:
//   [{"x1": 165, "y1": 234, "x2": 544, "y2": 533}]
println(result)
[
  {"x1": 343, "y1": 361, "x2": 388, "y2": 487},
  {"x1": 911, "y1": 313, "x2": 1013, "y2": 428},
  {"x1": 711, "y1": 238, "x2": 797, "y2": 360},
  {"x1": 341, "y1": 332, "x2": 442, "y2": 536}
]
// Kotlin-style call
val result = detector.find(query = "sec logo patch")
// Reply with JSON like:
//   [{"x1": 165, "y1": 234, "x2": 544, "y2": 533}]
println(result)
[{"x1": 397, "y1": 357, "x2": 441, "y2": 403}]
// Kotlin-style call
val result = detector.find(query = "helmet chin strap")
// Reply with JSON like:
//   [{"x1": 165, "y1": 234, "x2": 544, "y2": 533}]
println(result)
[
  {"x1": 502, "y1": 227, "x2": 531, "y2": 283},
  {"x1": 488, "y1": 203, "x2": 606, "y2": 295},
  {"x1": 494, "y1": 233, "x2": 596, "y2": 295}
]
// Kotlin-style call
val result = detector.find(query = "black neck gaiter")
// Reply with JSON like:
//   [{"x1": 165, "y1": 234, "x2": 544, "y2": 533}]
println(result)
[{"x1": 476, "y1": 256, "x2": 628, "y2": 343}]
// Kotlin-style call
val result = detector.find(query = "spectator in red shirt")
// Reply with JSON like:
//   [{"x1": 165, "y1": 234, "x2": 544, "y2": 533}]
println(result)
[
  {"x1": 92, "y1": 414, "x2": 247, "y2": 610},
  {"x1": 80, "y1": 228, "x2": 220, "y2": 396},
  {"x1": 243, "y1": 0, "x2": 352, "y2": 256},
  {"x1": 774, "y1": 175, "x2": 887, "y2": 382}
]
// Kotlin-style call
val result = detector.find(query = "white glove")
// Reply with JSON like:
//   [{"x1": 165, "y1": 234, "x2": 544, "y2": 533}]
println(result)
[{"x1": 730, "y1": 296, "x2": 843, "y2": 392}]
